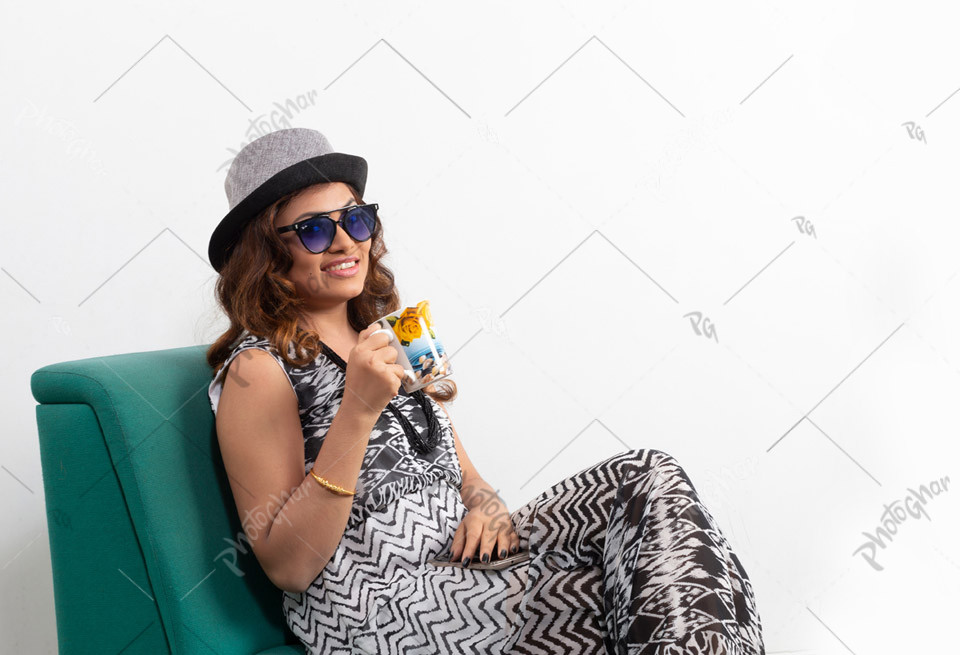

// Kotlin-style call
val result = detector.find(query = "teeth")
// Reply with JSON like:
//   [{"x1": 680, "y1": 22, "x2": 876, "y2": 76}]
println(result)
[{"x1": 325, "y1": 260, "x2": 357, "y2": 271}]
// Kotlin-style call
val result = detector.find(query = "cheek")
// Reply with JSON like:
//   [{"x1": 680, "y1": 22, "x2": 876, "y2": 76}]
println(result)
[{"x1": 289, "y1": 254, "x2": 325, "y2": 291}]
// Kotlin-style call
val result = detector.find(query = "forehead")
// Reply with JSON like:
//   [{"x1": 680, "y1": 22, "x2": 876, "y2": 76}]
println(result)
[{"x1": 276, "y1": 182, "x2": 355, "y2": 227}]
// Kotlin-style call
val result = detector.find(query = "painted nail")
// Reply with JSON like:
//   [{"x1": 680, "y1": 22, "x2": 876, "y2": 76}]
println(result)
[
  {"x1": 500, "y1": 549, "x2": 507, "y2": 558},
  {"x1": 482, "y1": 553, "x2": 489, "y2": 563},
  {"x1": 462, "y1": 557, "x2": 471, "y2": 567},
  {"x1": 511, "y1": 546, "x2": 518, "y2": 553}
]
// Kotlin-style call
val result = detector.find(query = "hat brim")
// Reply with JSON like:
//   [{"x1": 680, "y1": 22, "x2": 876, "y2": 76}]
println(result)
[{"x1": 208, "y1": 152, "x2": 367, "y2": 273}]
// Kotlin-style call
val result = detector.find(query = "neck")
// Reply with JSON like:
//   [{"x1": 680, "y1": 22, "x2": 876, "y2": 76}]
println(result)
[{"x1": 299, "y1": 302, "x2": 357, "y2": 341}]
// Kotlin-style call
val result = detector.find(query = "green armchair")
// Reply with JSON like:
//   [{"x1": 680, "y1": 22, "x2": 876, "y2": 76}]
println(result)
[{"x1": 31, "y1": 344, "x2": 306, "y2": 654}]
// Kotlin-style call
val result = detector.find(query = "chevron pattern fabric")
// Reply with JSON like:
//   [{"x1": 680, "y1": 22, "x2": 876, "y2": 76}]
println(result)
[{"x1": 209, "y1": 335, "x2": 764, "y2": 654}]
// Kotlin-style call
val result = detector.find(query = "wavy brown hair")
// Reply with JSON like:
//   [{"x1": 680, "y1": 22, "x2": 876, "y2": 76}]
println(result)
[{"x1": 206, "y1": 182, "x2": 457, "y2": 405}]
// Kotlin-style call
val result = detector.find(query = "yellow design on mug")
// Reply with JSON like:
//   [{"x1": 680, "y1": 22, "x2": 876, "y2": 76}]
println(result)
[{"x1": 385, "y1": 300, "x2": 437, "y2": 346}]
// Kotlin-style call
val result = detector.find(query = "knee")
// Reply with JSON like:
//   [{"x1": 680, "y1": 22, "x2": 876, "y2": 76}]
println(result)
[
  {"x1": 623, "y1": 448, "x2": 688, "y2": 484},
  {"x1": 631, "y1": 447, "x2": 682, "y2": 469}
]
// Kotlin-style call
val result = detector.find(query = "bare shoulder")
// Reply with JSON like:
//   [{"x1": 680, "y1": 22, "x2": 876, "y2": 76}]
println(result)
[
  {"x1": 213, "y1": 347, "x2": 305, "y2": 590},
  {"x1": 217, "y1": 348, "x2": 298, "y2": 433}
]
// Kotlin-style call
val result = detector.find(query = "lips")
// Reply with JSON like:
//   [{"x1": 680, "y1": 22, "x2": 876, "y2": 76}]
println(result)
[{"x1": 321, "y1": 256, "x2": 359, "y2": 271}]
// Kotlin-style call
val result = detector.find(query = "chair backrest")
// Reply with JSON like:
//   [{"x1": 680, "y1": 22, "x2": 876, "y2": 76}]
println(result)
[{"x1": 31, "y1": 344, "x2": 301, "y2": 654}]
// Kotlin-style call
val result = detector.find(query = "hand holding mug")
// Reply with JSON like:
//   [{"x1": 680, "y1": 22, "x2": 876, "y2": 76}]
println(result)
[{"x1": 343, "y1": 324, "x2": 406, "y2": 415}]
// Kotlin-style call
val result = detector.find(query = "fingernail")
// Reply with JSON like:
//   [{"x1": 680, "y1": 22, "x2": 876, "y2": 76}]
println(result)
[
  {"x1": 462, "y1": 557, "x2": 471, "y2": 567},
  {"x1": 482, "y1": 553, "x2": 489, "y2": 563},
  {"x1": 500, "y1": 549, "x2": 507, "y2": 558},
  {"x1": 511, "y1": 546, "x2": 518, "y2": 553}
]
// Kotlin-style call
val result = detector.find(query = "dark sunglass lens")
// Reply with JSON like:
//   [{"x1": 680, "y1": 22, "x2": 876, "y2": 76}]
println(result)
[
  {"x1": 343, "y1": 206, "x2": 376, "y2": 241},
  {"x1": 299, "y1": 217, "x2": 337, "y2": 253}
]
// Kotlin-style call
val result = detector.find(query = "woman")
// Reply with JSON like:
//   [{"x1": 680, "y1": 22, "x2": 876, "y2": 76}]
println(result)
[{"x1": 206, "y1": 127, "x2": 764, "y2": 654}]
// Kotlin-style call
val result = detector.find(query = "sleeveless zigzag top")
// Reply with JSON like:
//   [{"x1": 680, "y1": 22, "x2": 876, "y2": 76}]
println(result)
[{"x1": 208, "y1": 331, "x2": 463, "y2": 531}]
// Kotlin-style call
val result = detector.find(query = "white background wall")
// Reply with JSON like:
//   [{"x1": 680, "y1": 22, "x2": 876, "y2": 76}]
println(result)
[{"x1": 4, "y1": 1, "x2": 959, "y2": 652}]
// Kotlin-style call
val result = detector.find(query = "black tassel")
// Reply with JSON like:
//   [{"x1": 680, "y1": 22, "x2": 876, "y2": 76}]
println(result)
[
  {"x1": 319, "y1": 341, "x2": 440, "y2": 455},
  {"x1": 386, "y1": 389, "x2": 441, "y2": 455}
]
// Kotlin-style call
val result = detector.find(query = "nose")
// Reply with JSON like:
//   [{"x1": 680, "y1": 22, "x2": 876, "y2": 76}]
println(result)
[{"x1": 327, "y1": 220, "x2": 354, "y2": 252}]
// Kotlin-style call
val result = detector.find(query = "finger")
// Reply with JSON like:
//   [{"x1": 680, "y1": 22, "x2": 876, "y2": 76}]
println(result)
[
  {"x1": 495, "y1": 529, "x2": 511, "y2": 560},
  {"x1": 462, "y1": 523, "x2": 482, "y2": 566},
  {"x1": 510, "y1": 530, "x2": 521, "y2": 554},
  {"x1": 381, "y1": 345, "x2": 399, "y2": 363},
  {"x1": 368, "y1": 327, "x2": 395, "y2": 348},
  {"x1": 450, "y1": 523, "x2": 464, "y2": 561},
  {"x1": 479, "y1": 527, "x2": 499, "y2": 563},
  {"x1": 498, "y1": 515, "x2": 520, "y2": 554},
  {"x1": 358, "y1": 323, "x2": 380, "y2": 343},
  {"x1": 388, "y1": 363, "x2": 407, "y2": 385},
  {"x1": 373, "y1": 344, "x2": 399, "y2": 364}
]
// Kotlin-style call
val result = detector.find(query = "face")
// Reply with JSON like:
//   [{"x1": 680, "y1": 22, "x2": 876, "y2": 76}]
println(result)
[{"x1": 274, "y1": 182, "x2": 371, "y2": 312}]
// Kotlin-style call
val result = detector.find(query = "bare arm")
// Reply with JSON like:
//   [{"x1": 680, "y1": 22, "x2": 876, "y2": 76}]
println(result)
[
  {"x1": 430, "y1": 387, "x2": 521, "y2": 561},
  {"x1": 428, "y1": 388, "x2": 492, "y2": 510},
  {"x1": 215, "y1": 349, "x2": 381, "y2": 593}
]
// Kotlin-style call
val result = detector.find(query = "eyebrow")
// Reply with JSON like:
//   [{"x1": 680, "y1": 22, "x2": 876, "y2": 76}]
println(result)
[{"x1": 293, "y1": 198, "x2": 356, "y2": 222}]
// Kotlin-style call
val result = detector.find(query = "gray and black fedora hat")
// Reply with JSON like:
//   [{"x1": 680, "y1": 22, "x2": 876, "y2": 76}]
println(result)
[{"x1": 208, "y1": 127, "x2": 368, "y2": 273}]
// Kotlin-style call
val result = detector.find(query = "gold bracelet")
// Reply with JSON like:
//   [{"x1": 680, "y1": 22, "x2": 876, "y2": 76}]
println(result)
[{"x1": 310, "y1": 470, "x2": 356, "y2": 496}]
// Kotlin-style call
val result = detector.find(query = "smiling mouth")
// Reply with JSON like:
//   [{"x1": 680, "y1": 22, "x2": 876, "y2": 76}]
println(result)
[{"x1": 321, "y1": 259, "x2": 359, "y2": 272}]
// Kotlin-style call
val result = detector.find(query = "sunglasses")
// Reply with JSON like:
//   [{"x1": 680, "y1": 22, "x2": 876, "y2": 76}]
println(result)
[{"x1": 277, "y1": 203, "x2": 379, "y2": 255}]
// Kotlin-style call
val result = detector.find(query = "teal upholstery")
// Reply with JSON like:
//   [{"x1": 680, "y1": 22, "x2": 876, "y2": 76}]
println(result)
[{"x1": 31, "y1": 344, "x2": 306, "y2": 654}]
